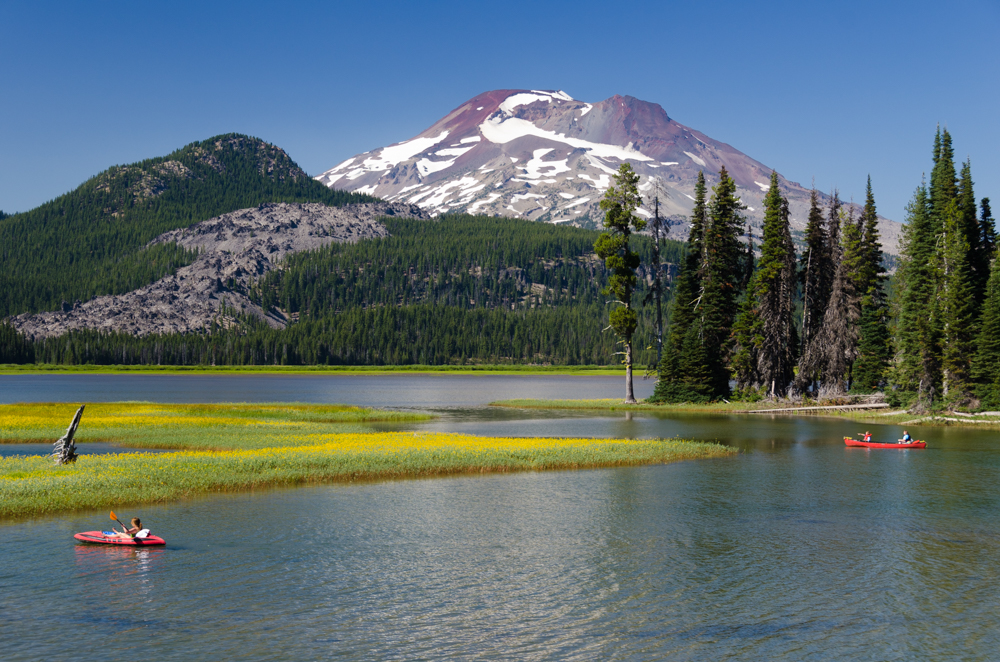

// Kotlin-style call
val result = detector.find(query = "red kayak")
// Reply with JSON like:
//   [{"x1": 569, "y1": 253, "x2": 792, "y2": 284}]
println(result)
[
  {"x1": 74, "y1": 531, "x2": 166, "y2": 546},
  {"x1": 844, "y1": 437, "x2": 926, "y2": 449}
]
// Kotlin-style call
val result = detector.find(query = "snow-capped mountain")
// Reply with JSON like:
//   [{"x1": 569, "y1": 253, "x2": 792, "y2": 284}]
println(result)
[{"x1": 317, "y1": 89, "x2": 899, "y2": 250}]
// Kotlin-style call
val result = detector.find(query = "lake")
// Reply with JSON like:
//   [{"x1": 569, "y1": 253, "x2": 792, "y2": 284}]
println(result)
[{"x1": 2, "y1": 374, "x2": 998, "y2": 660}]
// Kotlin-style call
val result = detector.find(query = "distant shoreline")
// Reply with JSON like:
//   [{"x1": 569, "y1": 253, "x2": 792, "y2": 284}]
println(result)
[
  {"x1": 0, "y1": 364, "x2": 630, "y2": 377},
  {"x1": 490, "y1": 398, "x2": 1000, "y2": 429}
]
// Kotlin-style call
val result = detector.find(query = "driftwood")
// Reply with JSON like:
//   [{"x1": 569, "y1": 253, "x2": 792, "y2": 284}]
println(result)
[{"x1": 52, "y1": 405, "x2": 85, "y2": 465}]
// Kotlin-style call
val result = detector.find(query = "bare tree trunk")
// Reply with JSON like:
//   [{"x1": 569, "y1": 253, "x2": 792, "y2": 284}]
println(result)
[
  {"x1": 52, "y1": 405, "x2": 85, "y2": 465},
  {"x1": 652, "y1": 196, "x2": 664, "y2": 366},
  {"x1": 625, "y1": 340, "x2": 637, "y2": 404}
]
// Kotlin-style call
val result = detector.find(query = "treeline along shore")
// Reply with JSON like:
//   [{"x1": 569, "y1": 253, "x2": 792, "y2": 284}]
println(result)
[{"x1": 651, "y1": 128, "x2": 996, "y2": 412}]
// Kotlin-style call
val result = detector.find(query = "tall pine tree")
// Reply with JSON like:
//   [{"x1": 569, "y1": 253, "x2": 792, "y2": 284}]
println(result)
[
  {"x1": 852, "y1": 177, "x2": 891, "y2": 391},
  {"x1": 939, "y1": 198, "x2": 977, "y2": 404},
  {"x1": 653, "y1": 171, "x2": 712, "y2": 402},
  {"x1": 979, "y1": 198, "x2": 996, "y2": 265},
  {"x1": 732, "y1": 171, "x2": 797, "y2": 397},
  {"x1": 700, "y1": 166, "x2": 748, "y2": 398},
  {"x1": 890, "y1": 184, "x2": 940, "y2": 408},
  {"x1": 594, "y1": 163, "x2": 646, "y2": 403},
  {"x1": 653, "y1": 168, "x2": 746, "y2": 401},
  {"x1": 971, "y1": 246, "x2": 1000, "y2": 407},
  {"x1": 799, "y1": 189, "x2": 829, "y2": 358}
]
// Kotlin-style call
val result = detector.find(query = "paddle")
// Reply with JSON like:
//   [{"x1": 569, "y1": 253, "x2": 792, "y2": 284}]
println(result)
[{"x1": 109, "y1": 510, "x2": 129, "y2": 535}]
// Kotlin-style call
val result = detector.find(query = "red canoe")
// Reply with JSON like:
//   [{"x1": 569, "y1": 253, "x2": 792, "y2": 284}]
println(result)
[
  {"x1": 74, "y1": 531, "x2": 166, "y2": 546},
  {"x1": 844, "y1": 437, "x2": 926, "y2": 449}
]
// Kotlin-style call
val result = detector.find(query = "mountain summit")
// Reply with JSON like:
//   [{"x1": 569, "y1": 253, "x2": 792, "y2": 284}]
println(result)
[{"x1": 317, "y1": 89, "x2": 899, "y2": 250}]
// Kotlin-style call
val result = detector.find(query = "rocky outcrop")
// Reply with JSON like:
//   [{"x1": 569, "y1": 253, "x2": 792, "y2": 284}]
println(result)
[{"x1": 10, "y1": 202, "x2": 427, "y2": 339}]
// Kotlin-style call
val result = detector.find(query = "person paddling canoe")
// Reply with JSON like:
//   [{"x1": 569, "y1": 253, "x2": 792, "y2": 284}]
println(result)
[{"x1": 901, "y1": 430, "x2": 912, "y2": 444}]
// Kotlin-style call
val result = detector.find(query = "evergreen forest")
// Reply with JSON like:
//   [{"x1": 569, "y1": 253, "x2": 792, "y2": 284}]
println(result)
[
  {"x1": 653, "y1": 128, "x2": 996, "y2": 411},
  {"x1": 2, "y1": 215, "x2": 684, "y2": 367}
]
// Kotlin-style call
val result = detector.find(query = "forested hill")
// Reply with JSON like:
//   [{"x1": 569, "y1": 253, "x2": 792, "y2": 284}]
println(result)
[
  {"x1": 6, "y1": 215, "x2": 687, "y2": 367},
  {"x1": 255, "y1": 215, "x2": 684, "y2": 317},
  {"x1": 0, "y1": 134, "x2": 376, "y2": 318}
]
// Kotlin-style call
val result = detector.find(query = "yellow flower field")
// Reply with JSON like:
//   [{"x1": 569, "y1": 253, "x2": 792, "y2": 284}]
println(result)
[{"x1": 0, "y1": 402, "x2": 432, "y2": 450}]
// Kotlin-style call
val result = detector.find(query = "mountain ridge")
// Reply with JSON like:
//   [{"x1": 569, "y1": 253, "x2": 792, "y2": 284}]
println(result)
[{"x1": 0, "y1": 133, "x2": 377, "y2": 318}]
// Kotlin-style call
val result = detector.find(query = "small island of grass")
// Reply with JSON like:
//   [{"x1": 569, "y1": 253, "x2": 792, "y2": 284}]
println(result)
[{"x1": 0, "y1": 402, "x2": 735, "y2": 520}]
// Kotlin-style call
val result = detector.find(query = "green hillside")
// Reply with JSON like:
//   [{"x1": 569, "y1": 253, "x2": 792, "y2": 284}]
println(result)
[{"x1": 0, "y1": 134, "x2": 375, "y2": 318}]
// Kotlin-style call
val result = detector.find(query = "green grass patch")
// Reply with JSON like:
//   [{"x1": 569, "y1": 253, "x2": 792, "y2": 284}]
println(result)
[{"x1": 0, "y1": 430, "x2": 736, "y2": 520}]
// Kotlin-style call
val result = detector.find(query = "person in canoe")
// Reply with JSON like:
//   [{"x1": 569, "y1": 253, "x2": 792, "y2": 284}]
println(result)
[
  {"x1": 863, "y1": 431, "x2": 873, "y2": 442},
  {"x1": 901, "y1": 430, "x2": 912, "y2": 444},
  {"x1": 109, "y1": 517, "x2": 143, "y2": 539}
]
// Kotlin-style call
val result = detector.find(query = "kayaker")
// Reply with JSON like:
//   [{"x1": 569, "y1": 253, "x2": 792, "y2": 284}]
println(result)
[
  {"x1": 863, "y1": 431, "x2": 872, "y2": 442},
  {"x1": 902, "y1": 430, "x2": 912, "y2": 443},
  {"x1": 111, "y1": 517, "x2": 143, "y2": 539}
]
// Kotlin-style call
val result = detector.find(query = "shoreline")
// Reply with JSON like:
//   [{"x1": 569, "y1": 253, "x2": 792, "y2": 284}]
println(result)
[
  {"x1": 489, "y1": 398, "x2": 1000, "y2": 429},
  {"x1": 0, "y1": 364, "x2": 629, "y2": 377}
]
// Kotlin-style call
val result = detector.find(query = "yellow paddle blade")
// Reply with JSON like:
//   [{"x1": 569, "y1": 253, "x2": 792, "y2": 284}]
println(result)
[{"x1": 110, "y1": 510, "x2": 117, "y2": 521}]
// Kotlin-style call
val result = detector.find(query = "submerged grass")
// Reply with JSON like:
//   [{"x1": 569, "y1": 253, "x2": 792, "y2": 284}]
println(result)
[{"x1": 0, "y1": 432, "x2": 735, "y2": 520}]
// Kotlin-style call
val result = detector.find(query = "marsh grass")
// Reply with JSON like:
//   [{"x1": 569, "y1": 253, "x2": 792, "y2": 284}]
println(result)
[
  {"x1": 0, "y1": 402, "x2": 431, "y2": 450},
  {"x1": 0, "y1": 432, "x2": 735, "y2": 519}
]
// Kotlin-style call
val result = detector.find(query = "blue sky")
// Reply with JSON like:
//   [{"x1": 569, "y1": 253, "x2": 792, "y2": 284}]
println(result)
[{"x1": 1, "y1": 0, "x2": 997, "y2": 224}]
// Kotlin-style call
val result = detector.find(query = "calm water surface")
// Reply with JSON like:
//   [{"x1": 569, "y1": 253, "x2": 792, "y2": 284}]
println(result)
[{"x1": 1, "y1": 374, "x2": 998, "y2": 660}]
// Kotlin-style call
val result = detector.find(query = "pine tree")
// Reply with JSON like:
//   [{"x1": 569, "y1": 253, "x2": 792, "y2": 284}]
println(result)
[
  {"x1": 799, "y1": 189, "x2": 828, "y2": 357},
  {"x1": 653, "y1": 171, "x2": 710, "y2": 402},
  {"x1": 653, "y1": 168, "x2": 745, "y2": 401},
  {"x1": 957, "y1": 160, "x2": 987, "y2": 307},
  {"x1": 826, "y1": 191, "x2": 843, "y2": 273},
  {"x1": 852, "y1": 177, "x2": 891, "y2": 391},
  {"x1": 972, "y1": 246, "x2": 1000, "y2": 407},
  {"x1": 798, "y1": 206, "x2": 866, "y2": 394},
  {"x1": 699, "y1": 166, "x2": 747, "y2": 398},
  {"x1": 796, "y1": 191, "x2": 843, "y2": 394},
  {"x1": 645, "y1": 184, "x2": 668, "y2": 366},
  {"x1": 890, "y1": 184, "x2": 940, "y2": 408},
  {"x1": 930, "y1": 127, "x2": 958, "y2": 226},
  {"x1": 939, "y1": 199, "x2": 977, "y2": 404},
  {"x1": 732, "y1": 172, "x2": 797, "y2": 397},
  {"x1": 979, "y1": 198, "x2": 996, "y2": 265},
  {"x1": 594, "y1": 162, "x2": 646, "y2": 403}
]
